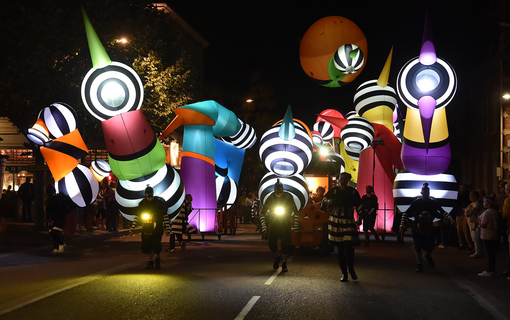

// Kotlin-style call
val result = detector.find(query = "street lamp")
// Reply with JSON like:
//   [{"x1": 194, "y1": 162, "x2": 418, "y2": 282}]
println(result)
[
  {"x1": 503, "y1": 94, "x2": 510, "y2": 99},
  {"x1": 246, "y1": 99, "x2": 253, "y2": 103}
]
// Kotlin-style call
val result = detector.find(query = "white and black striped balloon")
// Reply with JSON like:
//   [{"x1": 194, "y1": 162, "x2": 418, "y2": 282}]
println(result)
[
  {"x1": 258, "y1": 172, "x2": 309, "y2": 211},
  {"x1": 220, "y1": 119, "x2": 257, "y2": 149},
  {"x1": 259, "y1": 121, "x2": 313, "y2": 176},
  {"x1": 312, "y1": 131, "x2": 323, "y2": 145},
  {"x1": 91, "y1": 159, "x2": 111, "y2": 179},
  {"x1": 81, "y1": 61, "x2": 144, "y2": 121},
  {"x1": 354, "y1": 79, "x2": 397, "y2": 116},
  {"x1": 345, "y1": 111, "x2": 358, "y2": 119},
  {"x1": 215, "y1": 175, "x2": 237, "y2": 209},
  {"x1": 334, "y1": 44, "x2": 364, "y2": 74},
  {"x1": 40, "y1": 102, "x2": 78, "y2": 139},
  {"x1": 312, "y1": 121, "x2": 334, "y2": 142},
  {"x1": 27, "y1": 127, "x2": 50, "y2": 146},
  {"x1": 115, "y1": 164, "x2": 185, "y2": 221},
  {"x1": 55, "y1": 164, "x2": 99, "y2": 208},
  {"x1": 341, "y1": 116, "x2": 374, "y2": 157},
  {"x1": 393, "y1": 171, "x2": 458, "y2": 214}
]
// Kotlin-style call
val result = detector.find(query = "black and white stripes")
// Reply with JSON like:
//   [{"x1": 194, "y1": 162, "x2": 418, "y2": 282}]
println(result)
[
  {"x1": 333, "y1": 44, "x2": 364, "y2": 74},
  {"x1": 354, "y1": 80, "x2": 397, "y2": 116},
  {"x1": 258, "y1": 172, "x2": 309, "y2": 211},
  {"x1": 220, "y1": 119, "x2": 257, "y2": 149},
  {"x1": 340, "y1": 116, "x2": 374, "y2": 161}
]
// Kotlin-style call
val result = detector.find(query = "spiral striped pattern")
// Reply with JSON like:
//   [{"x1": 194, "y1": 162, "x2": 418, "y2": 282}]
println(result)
[
  {"x1": 220, "y1": 119, "x2": 257, "y2": 149},
  {"x1": 115, "y1": 164, "x2": 185, "y2": 221},
  {"x1": 312, "y1": 121, "x2": 334, "y2": 142},
  {"x1": 81, "y1": 61, "x2": 144, "y2": 121},
  {"x1": 341, "y1": 116, "x2": 374, "y2": 154},
  {"x1": 259, "y1": 121, "x2": 313, "y2": 176},
  {"x1": 334, "y1": 44, "x2": 364, "y2": 74},
  {"x1": 55, "y1": 164, "x2": 99, "y2": 208},
  {"x1": 258, "y1": 172, "x2": 309, "y2": 211},
  {"x1": 396, "y1": 57, "x2": 457, "y2": 110},
  {"x1": 312, "y1": 131, "x2": 323, "y2": 145},
  {"x1": 354, "y1": 80, "x2": 397, "y2": 116},
  {"x1": 39, "y1": 103, "x2": 78, "y2": 139},
  {"x1": 393, "y1": 171, "x2": 458, "y2": 214},
  {"x1": 345, "y1": 111, "x2": 358, "y2": 119},
  {"x1": 215, "y1": 175, "x2": 237, "y2": 209}
]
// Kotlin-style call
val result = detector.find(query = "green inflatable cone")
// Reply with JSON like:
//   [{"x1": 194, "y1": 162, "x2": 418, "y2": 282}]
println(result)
[{"x1": 81, "y1": 6, "x2": 111, "y2": 69}]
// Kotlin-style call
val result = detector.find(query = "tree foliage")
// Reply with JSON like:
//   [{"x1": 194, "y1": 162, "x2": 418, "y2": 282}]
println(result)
[{"x1": 0, "y1": 0, "x2": 198, "y2": 144}]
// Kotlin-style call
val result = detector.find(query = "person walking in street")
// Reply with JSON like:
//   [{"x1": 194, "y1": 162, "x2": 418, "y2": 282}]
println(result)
[
  {"x1": 47, "y1": 189, "x2": 76, "y2": 255},
  {"x1": 129, "y1": 186, "x2": 170, "y2": 270},
  {"x1": 478, "y1": 196, "x2": 499, "y2": 277},
  {"x1": 260, "y1": 179, "x2": 299, "y2": 272},
  {"x1": 357, "y1": 185, "x2": 380, "y2": 247},
  {"x1": 18, "y1": 177, "x2": 35, "y2": 222},
  {"x1": 322, "y1": 172, "x2": 362, "y2": 282},
  {"x1": 167, "y1": 194, "x2": 196, "y2": 252},
  {"x1": 400, "y1": 183, "x2": 456, "y2": 273}
]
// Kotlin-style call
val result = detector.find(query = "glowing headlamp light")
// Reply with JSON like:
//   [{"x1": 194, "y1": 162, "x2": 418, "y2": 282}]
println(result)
[
  {"x1": 142, "y1": 213, "x2": 151, "y2": 220},
  {"x1": 275, "y1": 207, "x2": 284, "y2": 215}
]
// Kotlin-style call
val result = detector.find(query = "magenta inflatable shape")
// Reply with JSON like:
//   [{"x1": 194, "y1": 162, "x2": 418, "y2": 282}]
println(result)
[
  {"x1": 419, "y1": 40, "x2": 436, "y2": 65},
  {"x1": 180, "y1": 156, "x2": 217, "y2": 232},
  {"x1": 401, "y1": 142, "x2": 451, "y2": 175},
  {"x1": 418, "y1": 96, "x2": 436, "y2": 150}
]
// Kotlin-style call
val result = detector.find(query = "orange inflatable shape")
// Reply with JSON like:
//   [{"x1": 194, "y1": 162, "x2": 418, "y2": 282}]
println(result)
[{"x1": 300, "y1": 16, "x2": 367, "y2": 87}]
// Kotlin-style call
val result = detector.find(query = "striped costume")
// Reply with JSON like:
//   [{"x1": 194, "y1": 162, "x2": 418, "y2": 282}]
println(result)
[{"x1": 324, "y1": 186, "x2": 362, "y2": 244}]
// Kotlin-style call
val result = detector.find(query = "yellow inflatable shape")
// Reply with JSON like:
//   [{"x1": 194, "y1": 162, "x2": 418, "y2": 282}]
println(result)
[
  {"x1": 403, "y1": 107, "x2": 449, "y2": 143},
  {"x1": 339, "y1": 140, "x2": 358, "y2": 183}
]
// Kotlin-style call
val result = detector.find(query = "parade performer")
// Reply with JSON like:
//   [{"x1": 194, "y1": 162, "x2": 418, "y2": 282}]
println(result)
[
  {"x1": 400, "y1": 183, "x2": 455, "y2": 272},
  {"x1": 322, "y1": 172, "x2": 362, "y2": 282},
  {"x1": 260, "y1": 180, "x2": 299, "y2": 272},
  {"x1": 129, "y1": 186, "x2": 170, "y2": 270},
  {"x1": 167, "y1": 194, "x2": 196, "y2": 252},
  {"x1": 357, "y1": 185, "x2": 380, "y2": 246}
]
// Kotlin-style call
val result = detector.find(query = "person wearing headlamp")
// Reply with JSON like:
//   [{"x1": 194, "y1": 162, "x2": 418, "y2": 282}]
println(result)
[
  {"x1": 129, "y1": 186, "x2": 170, "y2": 270},
  {"x1": 260, "y1": 179, "x2": 299, "y2": 272}
]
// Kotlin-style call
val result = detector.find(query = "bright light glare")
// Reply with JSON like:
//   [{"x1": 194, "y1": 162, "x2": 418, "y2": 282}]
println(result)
[
  {"x1": 142, "y1": 213, "x2": 150, "y2": 220},
  {"x1": 415, "y1": 69, "x2": 440, "y2": 93},
  {"x1": 116, "y1": 38, "x2": 128, "y2": 44},
  {"x1": 101, "y1": 81, "x2": 126, "y2": 107},
  {"x1": 246, "y1": 99, "x2": 253, "y2": 103},
  {"x1": 503, "y1": 94, "x2": 510, "y2": 99},
  {"x1": 319, "y1": 148, "x2": 329, "y2": 156},
  {"x1": 275, "y1": 207, "x2": 284, "y2": 215}
]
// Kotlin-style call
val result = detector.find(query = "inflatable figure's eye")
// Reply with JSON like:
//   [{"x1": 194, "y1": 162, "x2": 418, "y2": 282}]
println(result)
[
  {"x1": 81, "y1": 61, "x2": 143, "y2": 121},
  {"x1": 397, "y1": 57, "x2": 457, "y2": 110}
]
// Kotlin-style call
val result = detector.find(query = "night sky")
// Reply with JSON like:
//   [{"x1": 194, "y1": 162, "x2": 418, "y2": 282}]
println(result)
[{"x1": 168, "y1": 0, "x2": 493, "y2": 125}]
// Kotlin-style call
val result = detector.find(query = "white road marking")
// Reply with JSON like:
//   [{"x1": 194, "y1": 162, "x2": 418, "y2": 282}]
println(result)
[
  {"x1": 0, "y1": 258, "x2": 146, "y2": 316},
  {"x1": 234, "y1": 296, "x2": 260, "y2": 320},
  {"x1": 264, "y1": 256, "x2": 293, "y2": 285}
]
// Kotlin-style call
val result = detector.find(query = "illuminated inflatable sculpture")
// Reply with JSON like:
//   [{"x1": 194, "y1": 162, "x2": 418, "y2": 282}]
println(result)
[
  {"x1": 258, "y1": 106, "x2": 313, "y2": 211},
  {"x1": 27, "y1": 102, "x2": 103, "y2": 207},
  {"x1": 80, "y1": 8, "x2": 184, "y2": 220},
  {"x1": 299, "y1": 16, "x2": 367, "y2": 88},
  {"x1": 159, "y1": 101, "x2": 257, "y2": 231}
]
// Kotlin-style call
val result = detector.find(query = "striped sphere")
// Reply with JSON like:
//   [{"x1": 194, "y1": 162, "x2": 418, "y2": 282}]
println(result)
[
  {"x1": 312, "y1": 121, "x2": 334, "y2": 142},
  {"x1": 258, "y1": 172, "x2": 309, "y2": 211},
  {"x1": 55, "y1": 164, "x2": 99, "y2": 208},
  {"x1": 91, "y1": 159, "x2": 111, "y2": 181},
  {"x1": 115, "y1": 164, "x2": 185, "y2": 221},
  {"x1": 345, "y1": 111, "x2": 358, "y2": 119},
  {"x1": 81, "y1": 61, "x2": 144, "y2": 121},
  {"x1": 312, "y1": 131, "x2": 323, "y2": 145},
  {"x1": 220, "y1": 119, "x2": 257, "y2": 149},
  {"x1": 353, "y1": 80, "x2": 397, "y2": 116},
  {"x1": 27, "y1": 127, "x2": 50, "y2": 146},
  {"x1": 259, "y1": 121, "x2": 313, "y2": 176},
  {"x1": 334, "y1": 44, "x2": 364, "y2": 74},
  {"x1": 393, "y1": 171, "x2": 458, "y2": 214},
  {"x1": 40, "y1": 102, "x2": 78, "y2": 139},
  {"x1": 215, "y1": 175, "x2": 237, "y2": 209},
  {"x1": 341, "y1": 116, "x2": 374, "y2": 154}
]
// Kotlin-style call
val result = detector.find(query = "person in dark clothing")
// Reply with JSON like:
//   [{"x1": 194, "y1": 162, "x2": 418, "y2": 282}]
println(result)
[
  {"x1": 129, "y1": 186, "x2": 170, "y2": 270},
  {"x1": 260, "y1": 179, "x2": 299, "y2": 272},
  {"x1": 167, "y1": 194, "x2": 195, "y2": 252},
  {"x1": 18, "y1": 177, "x2": 35, "y2": 222},
  {"x1": 358, "y1": 185, "x2": 380, "y2": 246},
  {"x1": 400, "y1": 183, "x2": 456, "y2": 272},
  {"x1": 322, "y1": 172, "x2": 362, "y2": 282},
  {"x1": 47, "y1": 190, "x2": 76, "y2": 254}
]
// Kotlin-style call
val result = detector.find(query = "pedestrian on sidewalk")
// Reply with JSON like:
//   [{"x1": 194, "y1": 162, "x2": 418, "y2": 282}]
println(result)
[
  {"x1": 478, "y1": 196, "x2": 499, "y2": 277},
  {"x1": 47, "y1": 189, "x2": 76, "y2": 255},
  {"x1": 18, "y1": 177, "x2": 35, "y2": 222},
  {"x1": 464, "y1": 190, "x2": 483, "y2": 258},
  {"x1": 400, "y1": 183, "x2": 456, "y2": 273},
  {"x1": 129, "y1": 186, "x2": 170, "y2": 270},
  {"x1": 357, "y1": 185, "x2": 380, "y2": 247},
  {"x1": 322, "y1": 172, "x2": 362, "y2": 282},
  {"x1": 260, "y1": 179, "x2": 299, "y2": 273},
  {"x1": 167, "y1": 194, "x2": 196, "y2": 252}
]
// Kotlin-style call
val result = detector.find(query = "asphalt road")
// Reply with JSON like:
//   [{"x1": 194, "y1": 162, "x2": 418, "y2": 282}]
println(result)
[{"x1": 1, "y1": 224, "x2": 510, "y2": 320}]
